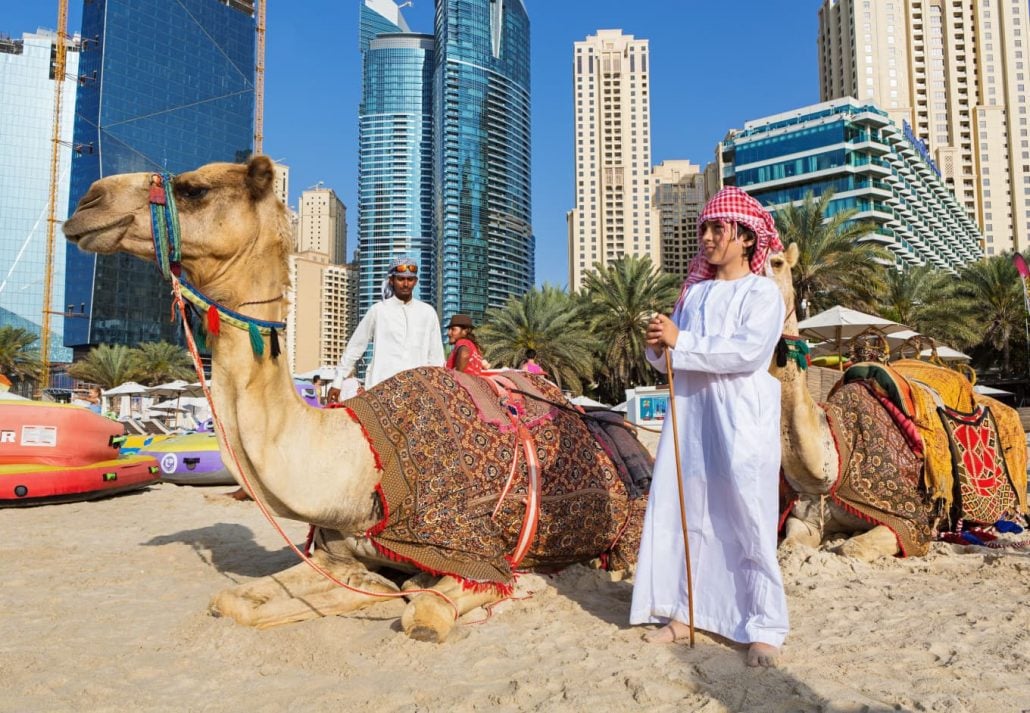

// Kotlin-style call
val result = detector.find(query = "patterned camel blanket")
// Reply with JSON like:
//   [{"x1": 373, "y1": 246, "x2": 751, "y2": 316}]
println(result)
[
  {"x1": 343, "y1": 368, "x2": 644, "y2": 590},
  {"x1": 824, "y1": 381, "x2": 935, "y2": 556}
]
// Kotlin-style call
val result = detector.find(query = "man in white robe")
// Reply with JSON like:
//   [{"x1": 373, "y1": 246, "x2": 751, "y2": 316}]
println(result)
[
  {"x1": 327, "y1": 258, "x2": 444, "y2": 398},
  {"x1": 631, "y1": 186, "x2": 789, "y2": 668}
]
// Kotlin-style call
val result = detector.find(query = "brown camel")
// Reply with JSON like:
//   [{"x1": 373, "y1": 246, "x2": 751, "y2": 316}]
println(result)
[
  {"x1": 63, "y1": 156, "x2": 645, "y2": 640},
  {"x1": 766, "y1": 246, "x2": 1027, "y2": 560}
]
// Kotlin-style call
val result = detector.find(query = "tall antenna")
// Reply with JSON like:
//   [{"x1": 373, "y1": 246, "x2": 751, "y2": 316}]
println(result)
[
  {"x1": 253, "y1": 0, "x2": 266, "y2": 155},
  {"x1": 40, "y1": 0, "x2": 69, "y2": 396}
]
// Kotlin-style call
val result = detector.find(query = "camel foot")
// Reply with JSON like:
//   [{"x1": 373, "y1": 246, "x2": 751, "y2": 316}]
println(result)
[
  {"x1": 781, "y1": 516, "x2": 822, "y2": 549},
  {"x1": 643, "y1": 620, "x2": 691, "y2": 644},
  {"x1": 747, "y1": 643, "x2": 779, "y2": 668},
  {"x1": 400, "y1": 575, "x2": 504, "y2": 643},
  {"x1": 836, "y1": 525, "x2": 900, "y2": 562}
]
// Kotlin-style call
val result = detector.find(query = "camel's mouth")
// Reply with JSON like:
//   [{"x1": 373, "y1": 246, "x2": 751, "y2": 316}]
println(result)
[{"x1": 63, "y1": 213, "x2": 135, "y2": 253}]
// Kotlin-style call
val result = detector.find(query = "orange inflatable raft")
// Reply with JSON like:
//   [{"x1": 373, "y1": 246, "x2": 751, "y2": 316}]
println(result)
[{"x1": 0, "y1": 401, "x2": 160, "y2": 506}]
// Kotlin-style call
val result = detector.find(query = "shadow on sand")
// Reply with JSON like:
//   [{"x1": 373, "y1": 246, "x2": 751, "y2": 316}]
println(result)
[
  {"x1": 547, "y1": 564, "x2": 899, "y2": 713},
  {"x1": 143, "y1": 523, "x2": 303, "y2": 580}
]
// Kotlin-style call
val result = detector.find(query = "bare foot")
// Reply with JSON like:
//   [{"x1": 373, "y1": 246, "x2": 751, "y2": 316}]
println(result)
[
  {"x1": 747, "y1": 642, "x2": 779, "y2": 667},
  {"x1": 643, "y1": 620, "x2": 691, "y2": 644},
  {"x1": 228, "y1": 487, "x2": 251, "y2": 502}
]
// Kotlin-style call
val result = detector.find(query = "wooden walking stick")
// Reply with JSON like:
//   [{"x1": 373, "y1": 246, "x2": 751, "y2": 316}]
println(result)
[{"x1": 664, "y1": 346, "x2": 696, "y2": 647}]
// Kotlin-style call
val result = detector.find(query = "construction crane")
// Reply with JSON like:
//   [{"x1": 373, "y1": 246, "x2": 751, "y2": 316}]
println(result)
[
  {"x1": 253, "y1": 0, "x2": 266, "y2": 154},
  {"x1": 40, "y1": 0, "x2": 69, "y2": 397}
]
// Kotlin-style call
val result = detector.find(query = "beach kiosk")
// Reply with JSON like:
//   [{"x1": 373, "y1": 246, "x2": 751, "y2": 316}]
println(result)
[{"x1": 625, "y1": 385, "x2": 670, "y2": 428}]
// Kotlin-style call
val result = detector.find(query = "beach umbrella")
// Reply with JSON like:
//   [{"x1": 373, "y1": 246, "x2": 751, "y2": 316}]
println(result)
[
  {"x1": 0, "y1": 391, "x2": 29, "y2": 401},
  {"x1": 798, "y1": 306, "x2": 906, "y2": 368},
  {"x1": 570, "y1": 394, "x2": 609, "y2": 409},
  {"x1": 919, "y1": 345, "x2": 971, "y2": 362},
  {"x1": 973, "y1": 384, "x2": 1013, "y2": 397},
  {"x1": 103, "y1": 381, "x2": 150, "y2": 396},
  {"x1": 295, "y1": 365, "x2": 337, "y2": 381}
]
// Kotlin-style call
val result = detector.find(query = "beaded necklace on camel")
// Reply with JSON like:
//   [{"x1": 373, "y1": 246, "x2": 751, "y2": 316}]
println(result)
[{"x1": 148, "y1": 172, "x2": 285, "y2": 358}]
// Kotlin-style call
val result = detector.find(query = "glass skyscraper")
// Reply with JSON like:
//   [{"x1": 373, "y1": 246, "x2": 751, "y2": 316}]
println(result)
[
  {"x1": 64, "y1": 0, "x2": 255, "y2": 354},
  {"x1": 357, "y1": 0, "x2": 434, "y2": 318},
  {"x1": 0, "y1": 31, "x2": 80, "y2": 362},
  {"x1": 357, "y1": 0, "x2": 532, "y2": 329},
  {"x1": 434, "y1": 0, "x2": 532, "y2": 326}
]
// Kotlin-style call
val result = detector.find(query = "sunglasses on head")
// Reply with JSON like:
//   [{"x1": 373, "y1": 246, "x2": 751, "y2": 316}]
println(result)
[{"x1": 392, "y1": 264, "x2": 418, "y2": 275}]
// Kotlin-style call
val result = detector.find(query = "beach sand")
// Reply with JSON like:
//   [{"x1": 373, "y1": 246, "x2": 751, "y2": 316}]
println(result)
[{"x1": 2, "y1": 482, "x2": 1029, "y2": 713}]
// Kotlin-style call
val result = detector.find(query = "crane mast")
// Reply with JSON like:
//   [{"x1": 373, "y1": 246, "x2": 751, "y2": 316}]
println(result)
[
  {"x1": 40, "y1": 0, "x2": 69, "y2": 396},
  {"x1": 254, "y1": 0, "x2": 266, "y2": 154}
]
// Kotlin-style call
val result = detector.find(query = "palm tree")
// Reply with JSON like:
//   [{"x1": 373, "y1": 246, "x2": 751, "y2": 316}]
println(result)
[
  {"x1": 478, "y1": 284, "x2": 598, "y2": 394},
  {"x1": 579, "y1": 254, "x2": 682, "y2": 404},
  {"x1": 129, "y1": 341, "x2": 195, "y2": 385},
  {"x1": 877, "y1": 265, "x2": 980, "y2": 349},
  {"x1": 67, "y1": 344, "x2": 141, "y2": 389},
  {"x1": 0, "y1": 326, "x2": 42, "y2": 385},
  {"x1": 774, "y1": 190, "x2": 891, "y2": 317},
  {"x1": 955, "y1": 254, "x2": 1026, "y2": 374}
]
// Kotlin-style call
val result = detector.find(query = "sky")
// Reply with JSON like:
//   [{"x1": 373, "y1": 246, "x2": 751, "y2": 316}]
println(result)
[{"x1": 8, "y1": 1, "x2": 820, "y2": 288}]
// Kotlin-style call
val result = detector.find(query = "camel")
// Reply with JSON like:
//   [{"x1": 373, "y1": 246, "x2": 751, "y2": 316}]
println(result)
[
  {"x1": 63, "y1": 156, "x2": 646, "y2": 641},
  {"x1": 766, "y1": 246, "x2": 1027, "y2": 561}
]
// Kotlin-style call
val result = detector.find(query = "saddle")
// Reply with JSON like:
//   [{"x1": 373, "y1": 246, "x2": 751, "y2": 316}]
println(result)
[{"x1": 838, "y1": 360, "x2": 1026, "y2": 527}]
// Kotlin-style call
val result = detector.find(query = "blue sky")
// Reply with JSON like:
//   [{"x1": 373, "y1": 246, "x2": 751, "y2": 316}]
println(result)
[{"x1": 10, "y1": 1, "x2": 819, "y2": 287}]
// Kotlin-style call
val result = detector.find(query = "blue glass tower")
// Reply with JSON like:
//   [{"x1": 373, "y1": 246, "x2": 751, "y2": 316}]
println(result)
[
  {"x1": 434, "y1": 0, "x2": 532, "y2": 326},
  {"x1": 357, "y1": 0, "x2": 434, "y2": 319},
  {"x1": 64, "y1": 0, "x2": 255, "y2": 354},
  {"x1": 0, "y1": 31, "x2": 79, "y2": 362}
]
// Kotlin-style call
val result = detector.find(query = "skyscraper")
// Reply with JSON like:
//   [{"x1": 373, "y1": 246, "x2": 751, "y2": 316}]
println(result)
[
  {"x1": 357, "y1": 0, "x2": 434, "y2": 317},
  {"x1": 357, "y1": 0, "x2": 532, "y2": 327},
  {"x1": 64, "y1": 0, "x2": 255, "y2": 355},
  {"x1": 434, "y1": 0, "x2": 532, "y2": 325},
  {"x1": 567, "y1": 30, "x2": 656, "y2": 291},
  {"x1": 817, "y1": 0, "x2": 1030, "y2": 255},
  {"x1": 652, "y1": 160, "x2": 705, "y2": 281},
  {"x1": 0, "y1": 30, "x2": 80, "y2": 361},
  {"x1": 298, "y1": 186, "x2": 347, "y2": 264}
]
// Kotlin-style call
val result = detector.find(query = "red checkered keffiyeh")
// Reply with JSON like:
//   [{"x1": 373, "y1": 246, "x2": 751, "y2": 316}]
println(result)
[{"x1": 675, "y1": 186, "x2": 784, "y2": 308}]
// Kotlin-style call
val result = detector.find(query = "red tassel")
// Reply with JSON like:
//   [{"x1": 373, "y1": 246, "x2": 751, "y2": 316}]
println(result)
[{"x1": 206, "y1": 305, "x2": 220, "y2": 336}]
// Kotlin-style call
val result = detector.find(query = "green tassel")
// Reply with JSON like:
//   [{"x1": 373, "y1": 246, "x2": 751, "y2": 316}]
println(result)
[{"x1": 249, "y1": 322, "x2": 264, "y2": 357}]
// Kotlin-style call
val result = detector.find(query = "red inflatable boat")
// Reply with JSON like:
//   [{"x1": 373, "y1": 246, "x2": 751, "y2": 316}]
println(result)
[{"x1": 0, "y1": 401, "x2": 160, "y2": 506}]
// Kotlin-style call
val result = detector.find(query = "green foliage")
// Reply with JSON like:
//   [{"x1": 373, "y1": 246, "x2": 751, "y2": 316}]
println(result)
[
  {"x1": 479, "y1": 284, "x2": 598, "y2": 394},
  {"x1": 67, "y1": 344, "x2": 141, "y2": 389},
  {"x1": 579, "y1": 254, "x2": 682, "y2": 404},
  {"x1": 0, "y1": 325, "x2": 42, "y2": 383},
  {"x1": 774, "y1": 190, "x2": 890, "y2": 317},
  {"x1": 129, "y1": 341, "x2": 195, "y2": 385},
  {"x1": 877, "y1": 265, "x2": 980, "y2": 349},
  {"x1": 954, "y1": 254, "x2": 1026, "y2": 374}
]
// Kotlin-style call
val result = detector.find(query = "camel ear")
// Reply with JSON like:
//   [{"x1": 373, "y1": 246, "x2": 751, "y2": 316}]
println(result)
[
  {"x1": 785, "y1": 243, "x2": 799, "y2": 268},
  {"x1": 246, "y1": 155, "x2": 275, "y2": 200}
]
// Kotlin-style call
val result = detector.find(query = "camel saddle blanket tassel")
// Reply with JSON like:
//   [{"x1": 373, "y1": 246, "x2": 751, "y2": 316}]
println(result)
[{"x1": 344, "y1": 368, "x2": 645, "y2": 591}]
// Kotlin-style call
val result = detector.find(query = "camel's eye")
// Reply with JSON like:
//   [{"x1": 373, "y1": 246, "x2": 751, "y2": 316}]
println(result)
[
  {"x1": 177, "y1": 184, "x2": 209, "y2": 201},
  {"x1": 770, "y1": 257, "x2": 784, "y2": 269}
]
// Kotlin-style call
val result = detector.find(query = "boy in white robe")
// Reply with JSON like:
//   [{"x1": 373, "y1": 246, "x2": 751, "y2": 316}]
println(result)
[{"x1": 631, "y1": 186, "x2": 789, "y2": 668}]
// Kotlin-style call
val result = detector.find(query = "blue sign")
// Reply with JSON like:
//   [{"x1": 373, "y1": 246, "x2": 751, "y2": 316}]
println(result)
[{"x1": 902, "y1": 120, "x2": 941, "y2": 177}]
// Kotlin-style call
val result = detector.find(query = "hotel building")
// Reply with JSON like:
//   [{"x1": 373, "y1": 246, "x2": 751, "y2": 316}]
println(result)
[{"x1": 652, "y1": 160, "x2": 706, "y2": 281}]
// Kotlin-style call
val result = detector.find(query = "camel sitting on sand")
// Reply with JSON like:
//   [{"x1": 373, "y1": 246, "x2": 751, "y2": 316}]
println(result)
[
  {"x1": 766, "y1": 246, "x2": 1027, "y2": 561},
  {"x1": 63, "y1": 156, "x2": 647, "y2": 642}
]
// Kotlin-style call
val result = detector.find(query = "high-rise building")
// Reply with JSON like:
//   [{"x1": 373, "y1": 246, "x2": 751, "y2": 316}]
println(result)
[
  {"x1": 357, "y1": 0, "x2": 434, "y2": 317},
  {"x1": 568, "y1": 29, "x2": 656, "y2": 291},
  {"x1": 298, "y1": 186, "x2": 347, "y2": 264},
  {"x1": 0, "y1": 30, "x2": 80, "y2": 361},
  {"x1": 817, "y1": 0, "x2": 1030, "y2": 255},
  {"x1": 652, "y1": 160, "x2": 706, "y2": 281},
  {"x1": 717, "y1": 98, "x2": 982, "y2": 272},
  {"x1": 434, "y1": 0, "x2": 532, "y2": 325},
  {"x1": 286, "y1": 252, "x2": 358, "y2": 374},
  {"x1": 272, "y1": 161, "x2": 289, "y2": 208},
  {"x1": 64, "y1": 0, "x2": 255, "y2": 355}
]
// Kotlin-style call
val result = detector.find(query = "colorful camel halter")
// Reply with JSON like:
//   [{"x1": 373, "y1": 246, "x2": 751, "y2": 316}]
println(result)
[{"x1": 148, "y1": 172, "x2": 285, "y2": 358}]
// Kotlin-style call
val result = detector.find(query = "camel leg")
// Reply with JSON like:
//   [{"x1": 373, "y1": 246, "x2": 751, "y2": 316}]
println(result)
[
  {"x1": 836, "y1": 525, "x2": 900, "y2": 561},
  {"x1": 400, "y1": 575, "x2": 504, "y2": 643},
  {"x1": 781, "y1": 515, "x2": 822, "y2": 549},
  {"x1": 210, "y1": 549, "x2": 399, "y2": 629}
]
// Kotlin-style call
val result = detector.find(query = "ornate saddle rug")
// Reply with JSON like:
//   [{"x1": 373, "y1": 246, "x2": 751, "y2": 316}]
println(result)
[
  {"x1": 938, "y1": 404, "x2": 1024, "y2": 525},
  {"x1": 344, "y1": 367, "x2": 642, "y2": 590},
  {"x1": 824, "y1": 381, "x2": 935, "y2": 556}
]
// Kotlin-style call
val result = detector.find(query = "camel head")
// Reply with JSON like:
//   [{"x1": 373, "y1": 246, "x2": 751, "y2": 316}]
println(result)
[
  {"x1": 769, "y1": 243, "x2": 800, "y2": 335},
  {"x1": 63, "y1": 156, "x2": 290, "y2": 302}
]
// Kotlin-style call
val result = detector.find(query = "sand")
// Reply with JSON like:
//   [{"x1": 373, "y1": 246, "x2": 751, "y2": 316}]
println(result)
[{"x1": 2, "y1": 482, "x2": 1029, "y2": 713}]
